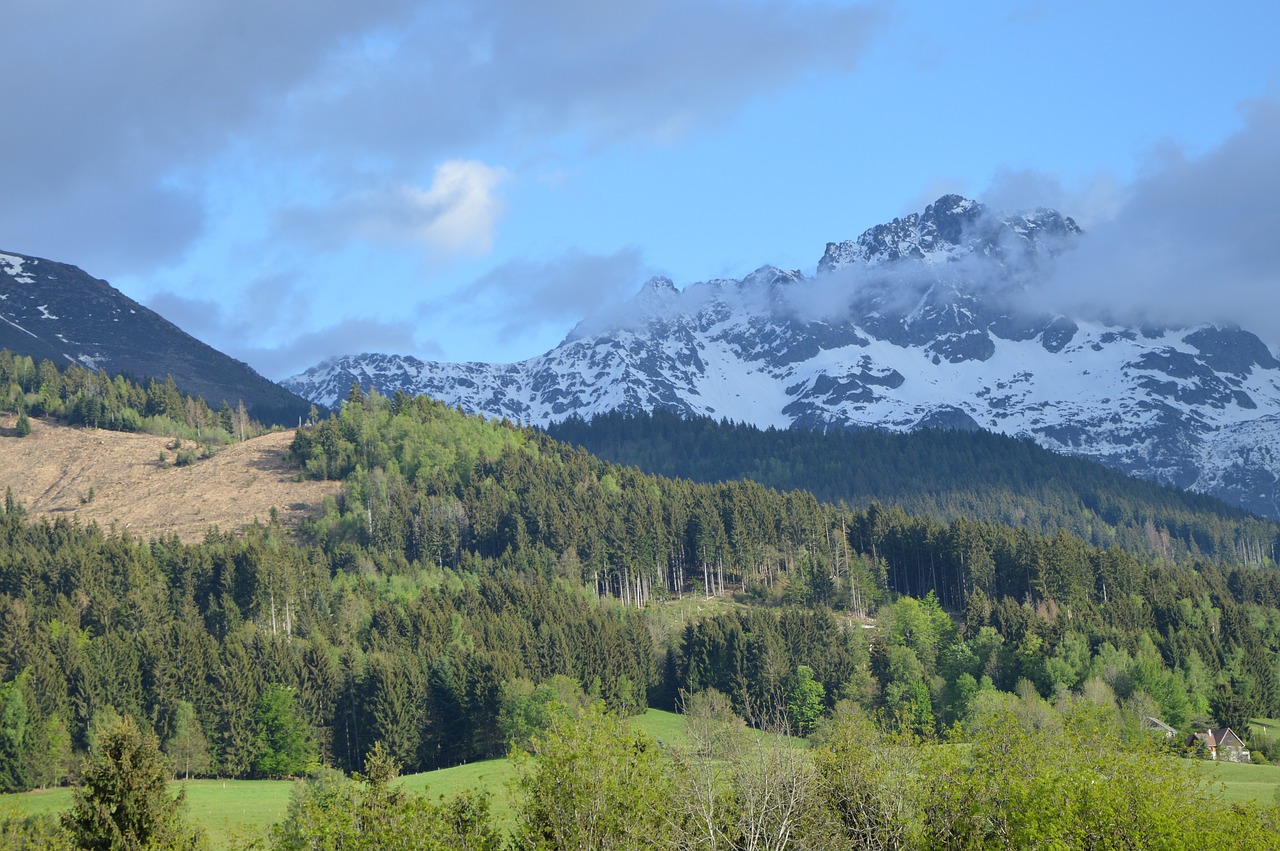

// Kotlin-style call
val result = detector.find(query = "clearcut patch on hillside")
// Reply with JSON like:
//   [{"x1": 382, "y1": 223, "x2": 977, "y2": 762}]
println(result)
[{"x1": 0, "y1": 416, "x2": 341, "y2": 542}]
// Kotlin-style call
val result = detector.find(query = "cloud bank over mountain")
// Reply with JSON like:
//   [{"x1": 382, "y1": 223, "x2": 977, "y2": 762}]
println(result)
[{"x1": 1019, "y1": 97, "x2": 1280, "y2": 347}]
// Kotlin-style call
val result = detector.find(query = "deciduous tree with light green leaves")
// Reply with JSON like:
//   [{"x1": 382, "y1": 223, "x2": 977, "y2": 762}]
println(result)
[
  {"x1": 0, "y1": 674, "x2": 31, "y2": 793},
  {"x1": 511, "y1": 702, "x2": 675, "y2": 850},
  {"x1": 271, "y1": 740, "x2": 501, "y2": 851},
  {"x1": 254, "y1": 685, "x2": 317, "y2": 778},
  {"x1": 786, "y1": 665, "x2": 825, "y2": 736},
  {"x1": 165, "y1": 701, "x2": 210, "y2": 781},
  {"x1": 912, "y1": 697, "x2": 1280, "y2": 850}
]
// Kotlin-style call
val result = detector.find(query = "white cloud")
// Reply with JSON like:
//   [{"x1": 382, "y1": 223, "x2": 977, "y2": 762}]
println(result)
[
  {"x1": 411, "y1": 161, "x2": 509, "y2": 257},
  {"x1": 274, "y1": 159, "x2": 508, "y2": 258}
]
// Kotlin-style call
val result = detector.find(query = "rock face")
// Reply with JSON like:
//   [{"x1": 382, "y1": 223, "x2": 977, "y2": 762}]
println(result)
[
  {"x1": 284, "y1": 197, "x2": 1280, "y2": 520},
  {"x1": 0, "y1": 250, "x2": 311, "y2": 424}
]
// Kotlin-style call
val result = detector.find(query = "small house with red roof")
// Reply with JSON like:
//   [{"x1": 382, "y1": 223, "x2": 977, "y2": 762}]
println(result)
[{"x1": 1189, "y1": 727, "x2": 1250, "y2": 763}]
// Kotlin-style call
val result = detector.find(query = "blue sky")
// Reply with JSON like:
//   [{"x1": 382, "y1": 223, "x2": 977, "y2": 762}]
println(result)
[{"x1": 3, "y1": 1, "x2": 1278, "y2": 379}]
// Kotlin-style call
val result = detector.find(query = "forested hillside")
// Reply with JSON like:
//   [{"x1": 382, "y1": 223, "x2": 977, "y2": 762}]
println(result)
[
  {"x1": 548, "y1": 409, "x2": 1280, "y2": 565},
  {"x1": 0, "y1": 349, "x2": 271, "y2": 447},
  {"x1": 3, "y1": 383, "x2": 1280, "y2": 807}
]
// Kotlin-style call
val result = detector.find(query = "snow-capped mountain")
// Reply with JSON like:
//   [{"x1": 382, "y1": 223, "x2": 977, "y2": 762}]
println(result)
[{"x1": 284, "y1": 195, "x2": 1280, "y2": 519}]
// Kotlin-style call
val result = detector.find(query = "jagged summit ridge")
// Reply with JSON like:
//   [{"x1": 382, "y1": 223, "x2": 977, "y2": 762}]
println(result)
[
  {"x1": 817, "y1": 194, "x2": 1081, "y2": 273},
  {"x1": 284, "y1": 196, "x2": 1280, "y2": 519}
]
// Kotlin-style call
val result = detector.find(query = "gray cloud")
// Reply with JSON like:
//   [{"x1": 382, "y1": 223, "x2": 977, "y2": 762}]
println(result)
[
  {"x1": 983, "y1": 168, "x2": 1127, "y2": 230},
  {"x1": 0, "y1": 1, "x2": 421, "y2": 273},
  {"x1": 1, "y1": 1, "x2": 885, "y2": 279},
  {"x1": 4, "y1": 181, "x2": 205, "y2": 274},
  {"x1": 447, "y1": 248, "x2": 653, "y2": 344},
  {"x1": 147, "y1": 270, "x2": 310, "y2": 342},
  {"x1": 1041, "y1": 96, "x2": 1280, "y2": 347},
  {"x1": 240, "y1": 320, "x2": 430, "y2": 381},
  {"x1": 146, "y1": 274, "x2": 429, "y2": 379},
  {"x1": 276, "y1": 0, "x2": 886, "y2": 160}
]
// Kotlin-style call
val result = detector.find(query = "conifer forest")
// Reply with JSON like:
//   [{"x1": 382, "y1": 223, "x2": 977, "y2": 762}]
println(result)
[{"x1": 4, "y1": 355, "x2": 1280, "y2": 848}]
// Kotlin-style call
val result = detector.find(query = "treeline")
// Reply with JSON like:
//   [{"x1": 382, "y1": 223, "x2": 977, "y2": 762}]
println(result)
[
  {"x1": 291, "y1": 388, "x2": 1279, "y2": 618},
  {"x1": 0, "y1": 348, "x2": 267, "y2": 445},
  {"x1": 293, "y1": 389, "x2": 1280, "y2": 736},
  {"x1": 671, "y1": 570, "x2": 1280, "y2": 742},
  {"x1": 547, "y1": 409, "x2": 1280, "y2": 564}
]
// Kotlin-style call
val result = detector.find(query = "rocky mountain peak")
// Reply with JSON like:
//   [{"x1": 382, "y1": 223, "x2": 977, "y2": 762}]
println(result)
[
  {"x1": 284, "y1": 198, "x2": 1280, "y2": 519},
  {"x1": 643, "y1": 275, "x2": 678, "y2": 294},
  {"x1": 817, "y1": 195, "x2": 1081, "y2": 275}
]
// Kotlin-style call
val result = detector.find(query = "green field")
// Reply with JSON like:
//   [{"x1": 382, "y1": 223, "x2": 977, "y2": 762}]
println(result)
[
  {"x1": 4, "y1": 779, "x2": 295, "y2": 849},
  {"x1": 1250, "y1": 717, "x2": 1280, "y2": 738},
  {"x1": 1194, "y1": 758, "x2": 1280, "y2": 806},
  {"x1": 633, "y1": 706, "x2": 689, "y2": 746},
  {"x1": 1, "y1": 709, "x2": 686, "y2": 848},
  {"x1": 8, "y1": 708, "x2": 1278, "y2": 848}
]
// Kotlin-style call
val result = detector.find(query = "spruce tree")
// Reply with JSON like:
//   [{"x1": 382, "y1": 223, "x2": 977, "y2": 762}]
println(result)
[{"x1": 62, "y1": 715, "x2": 205, "y2": 850}]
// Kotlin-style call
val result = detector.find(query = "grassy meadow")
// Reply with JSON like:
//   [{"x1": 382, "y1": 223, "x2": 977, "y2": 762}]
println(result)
[
  {"x1": 7, "y1": 709, "x2": 1280, "y2": 847},
  {"x1": 1198, "y1": 758, "x2": 1280, "y2": 806},
  {"x1": 1, "y1": 709, "x2": 687, "y2": 848},
  {"x1": 3, "y1": 779, "x2": 295, "y2": 849}
]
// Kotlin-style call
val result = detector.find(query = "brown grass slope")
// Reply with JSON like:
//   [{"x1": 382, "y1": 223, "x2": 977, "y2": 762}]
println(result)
[{"x1": 0, "y1": 415, "x2": 340, "y2": 543}]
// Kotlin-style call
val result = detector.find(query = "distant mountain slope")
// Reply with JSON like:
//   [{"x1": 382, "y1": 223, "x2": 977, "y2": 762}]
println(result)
[
  {"x1": 284, "y1": 196, "x2": 1280, "y2": 519},
  {"x1": 0, "y1": 250, "x2": 312, "y2": 424},
  {"x1": 546, "y1": 410, "x2": 1279, "y2": 565}
]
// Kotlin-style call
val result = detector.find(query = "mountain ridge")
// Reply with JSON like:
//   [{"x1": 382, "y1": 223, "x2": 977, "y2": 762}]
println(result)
[
  {"x1": 283, "y1": 196, "x2": 1280, "y2": 519},
  {"x1": 545, "y1": 408, "x2": 1279, "y2": 565},
  {"x1": 0, "y1": 249, "x2": 312, "y2": 424}
]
